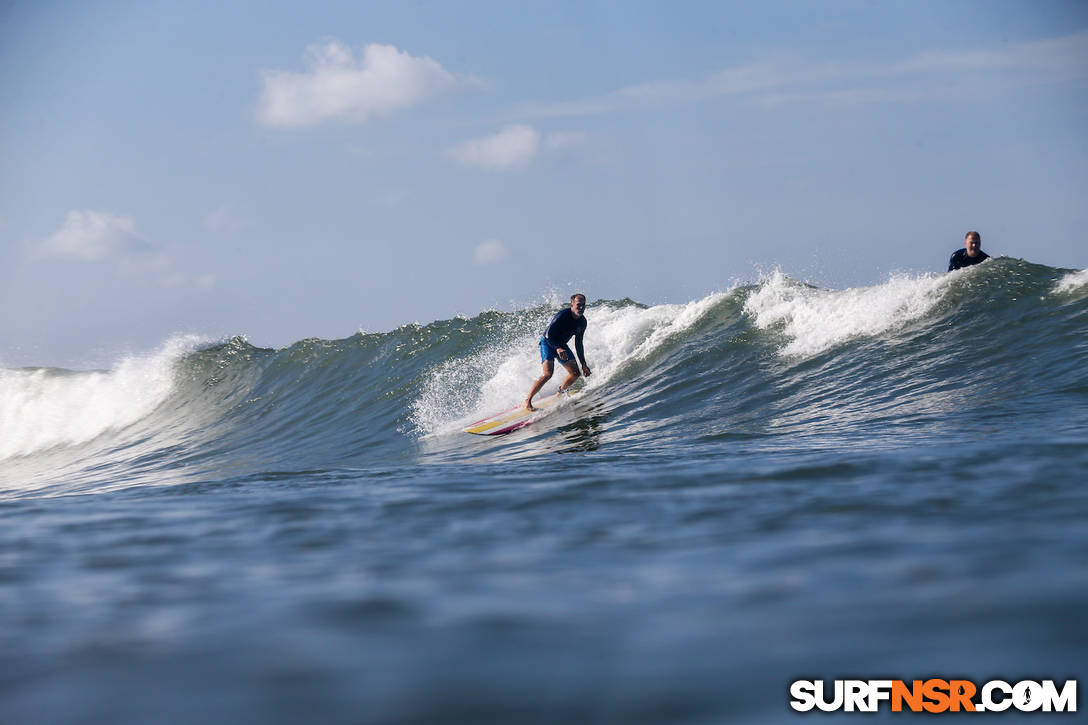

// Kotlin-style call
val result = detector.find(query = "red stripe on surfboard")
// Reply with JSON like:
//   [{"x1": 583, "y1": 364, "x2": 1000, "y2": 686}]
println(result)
[{"x1": 488, "y1": 418, "x2": 535, "y2": 435}]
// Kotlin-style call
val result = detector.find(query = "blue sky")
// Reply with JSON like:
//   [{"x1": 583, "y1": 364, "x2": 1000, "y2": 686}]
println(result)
[{"x1": 2, "y1": 0, "x2": 1086, "y2": 367}]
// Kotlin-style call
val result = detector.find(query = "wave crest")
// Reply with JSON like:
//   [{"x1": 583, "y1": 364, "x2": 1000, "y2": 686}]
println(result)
[
  {"x1": 1054, "y1": 268, "x2": 1088, "y2": 294},
  {"x1": 743, "y1": 270, "x2": 952, "y2": 357},
  {"x1": 0, "y1": 335, "x2": 206, "y2": 460}
]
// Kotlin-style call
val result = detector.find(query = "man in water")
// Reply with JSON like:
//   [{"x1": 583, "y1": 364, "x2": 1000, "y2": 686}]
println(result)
[
  {"x1": 524, "y1": 293, "x2": 592, "y2": 411},
  {"x1": 948, "y1": 230, "x2": 990, "y2": 271}
]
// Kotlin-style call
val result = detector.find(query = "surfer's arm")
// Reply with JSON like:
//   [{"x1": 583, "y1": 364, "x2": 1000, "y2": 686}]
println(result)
[{"x1": 574, "y1": 330, "x2": 589, "y2": 374}]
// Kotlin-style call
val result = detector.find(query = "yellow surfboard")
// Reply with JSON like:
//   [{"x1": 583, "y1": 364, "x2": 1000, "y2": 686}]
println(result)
[{"x1": 463, "y1": 393, "x2": 573, "y2": 435}]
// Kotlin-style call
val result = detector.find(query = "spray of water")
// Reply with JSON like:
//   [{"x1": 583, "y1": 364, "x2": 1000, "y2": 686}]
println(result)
[
  {"x1": 742, "y1": 270, "x2": 953, "y2": 357},
  {"x1": 0, "y1": 335, "x2": 207, "y2": 460}
]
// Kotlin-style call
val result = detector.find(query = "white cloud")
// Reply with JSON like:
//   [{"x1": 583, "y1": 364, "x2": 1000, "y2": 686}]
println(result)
[
  {"x1": 39, "y1": 210, "x2": 147, "y2": 261},
  {"x1": 892, "y1": 29, "x2": 1088, "y2": 77},
  {"x1": 450, "y1": 124, "x2": 541, "y2": 170},
  {"x1": 205, "y1": 206, "x2": 241, "y2": 233},
  {"x1": 256, "y1": 41, "x2": 476, "y2": 128},
  {"x1": 512, "y1": 30, "x2": 1088, "y2": 119},
  {"x1": 449, "y1": 126, "x2": 586, "y2": 170},
  {"x1": 35, "y1": 210, "x2": 215, "y2": 290},
  {"x1": 473, "y1": 239, "x2": 509, "y2": 265},
  {"x1": 512, "y1": 60, "x2": 839, "y2": 118}
]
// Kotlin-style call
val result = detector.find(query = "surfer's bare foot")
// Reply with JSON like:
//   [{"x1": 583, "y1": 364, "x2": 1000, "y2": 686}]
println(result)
[{"x1": 524, "y1": 400, "x2": 536, "y2": 411}]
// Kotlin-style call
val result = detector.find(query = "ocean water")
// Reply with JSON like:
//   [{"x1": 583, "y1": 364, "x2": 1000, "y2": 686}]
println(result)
[{"x1": 2, "y1": 259, "x2": 1086, "y2": 723}]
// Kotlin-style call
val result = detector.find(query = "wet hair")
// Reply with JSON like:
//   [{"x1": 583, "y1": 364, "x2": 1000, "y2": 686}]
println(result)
[
  {"x1": 965, "y1": 230, "x2": 981, "y2": 242},
  {"x1": 571, "y1": 293, "x2": 586, "y2": 303}
]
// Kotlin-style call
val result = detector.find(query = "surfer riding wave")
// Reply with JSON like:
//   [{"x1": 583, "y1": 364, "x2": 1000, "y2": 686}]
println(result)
[{"x1": 524, "y1": 293, "x2": 592, "y2": 410}]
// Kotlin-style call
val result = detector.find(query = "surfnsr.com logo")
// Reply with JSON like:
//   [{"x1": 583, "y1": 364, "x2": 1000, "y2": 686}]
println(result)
[{"x1": 790, "y1": 679, "x2": 1077, "y2": 713}]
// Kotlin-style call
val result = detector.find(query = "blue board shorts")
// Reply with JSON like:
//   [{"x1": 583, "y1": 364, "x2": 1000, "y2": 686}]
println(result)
[{"x1": 540, "y1": 337, "x2": 575, "y2": 365}]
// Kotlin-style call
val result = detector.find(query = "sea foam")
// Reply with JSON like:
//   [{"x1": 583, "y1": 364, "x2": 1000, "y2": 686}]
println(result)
[
  {"x1": 1054, "y1": 268, "x2": 1088, "y2": 294},
  {"x1": 0, "y1": 335, "x2": 205, "y2": 460},
  {"x1": 743, "y1": 270, "x2": 953, "y2": 358}
]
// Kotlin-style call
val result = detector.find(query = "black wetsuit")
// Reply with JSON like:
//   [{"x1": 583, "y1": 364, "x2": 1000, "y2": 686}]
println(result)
[
  {"x1": 544, "y1": 308, "x2": 587, "y2": 365},
  {"x1": 948, "y1": 249, "x2": 990, "y2": 271}
]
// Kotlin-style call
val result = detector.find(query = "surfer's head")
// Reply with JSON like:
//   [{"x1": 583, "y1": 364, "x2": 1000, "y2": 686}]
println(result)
[
  {"x1": 964, "y1": 230, "x2": 982, "y2": 257},
  {"x1": 570, "y1": 293, "x2": 586, "y2": 317}
]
